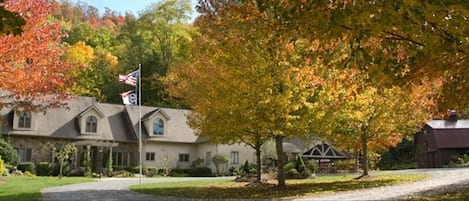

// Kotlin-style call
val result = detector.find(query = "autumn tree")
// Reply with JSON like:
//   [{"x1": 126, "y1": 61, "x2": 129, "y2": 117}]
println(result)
[
  {"x1": 257, "y1": 0, "x2": 469, "y2": 115},
  {"x1": 168, "y1": 1, "x2": 320, "y2": 187},
  {"x1": 0, "y1": 0, "x2": 25, "y2": 35},
  {"x1": 0, "y1": 0, "x2": 79, "y2": 111},
  {"x1": 313, "y1": 69, "x2": 435, "y2": 176}
]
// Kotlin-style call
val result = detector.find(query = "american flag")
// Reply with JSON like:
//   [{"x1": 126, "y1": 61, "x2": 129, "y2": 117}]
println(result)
[{"x1": 118, "y1": 70, "x2": 139, "y2": 87}]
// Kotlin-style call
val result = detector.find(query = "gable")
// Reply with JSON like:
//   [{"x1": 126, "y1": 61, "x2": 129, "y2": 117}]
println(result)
[{"x1": 302, "y1": 142, "x2": 350, "y2": 159}]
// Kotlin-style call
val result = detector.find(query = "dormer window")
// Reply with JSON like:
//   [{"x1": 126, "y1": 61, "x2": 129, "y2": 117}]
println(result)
[
  {"x1": 18, "y1": 111, "x2": 32, "y2": 129},
  {"x1": 85, "y1": 116, "x2": 97, "y2": 133},
  {"x1": 153, "y1": 118, "x2": 164, "y2": 135}
]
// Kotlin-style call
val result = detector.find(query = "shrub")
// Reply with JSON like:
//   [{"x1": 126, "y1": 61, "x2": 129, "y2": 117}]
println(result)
[
  {"x1": 306, "y1": 161, "x2": 319, "y2": 174},
  {"x1": 0, "y1": 139, "x2": 19, "y2": 165},
  {"x1": 169, "y1": 168, "x2": 189, "y2": 177},
  {"x1": 52, "y1": 162, "x2": 70, "y2": 176},
  {"x1": 68, "y1": 168, "x2": 85, "y2": 177},
  {"x1": 238, "y1": 160, "x2": 257, "y2": 177},
  {"x1": 191, "y1": 157, "x2": 204, "y2": 168},
  {"x1": 187, "y1": 167, "x2": 212, "y2": 177},
  {"x1": 36, "y1": 162, "x2": 53, "y2": 176},
  {"x1": 23, "y1": 170, "x2": 35, "y2": 177},
  {"x1": 17, "y1": 162, "x2": 35, "y2": 174},
  {"x1": 145, "y1": 166, "x2": 158, "y2": 177},
  {"x1": 334, "y1": 160, "x2": 355, "y2": 172},
  {"x1": 111, "y1": 170, "x2": 134, "y2": 177},
  {"x1": 284, "y1": 158, "x2": 311, "y2": 179}
]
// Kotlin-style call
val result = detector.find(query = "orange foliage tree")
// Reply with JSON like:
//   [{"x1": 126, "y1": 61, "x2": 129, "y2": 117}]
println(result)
[
  {"x1": 0, "y1": 0, "x2": 78, "y2": 111},
  {"x1": 313, "y1": 68, "x2": 436, "y2": 176}
]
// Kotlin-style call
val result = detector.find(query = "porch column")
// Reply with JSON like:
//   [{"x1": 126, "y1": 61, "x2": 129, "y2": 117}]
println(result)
[{"x1": 108, "y1": 145, "x2": 113, "y2": 172}]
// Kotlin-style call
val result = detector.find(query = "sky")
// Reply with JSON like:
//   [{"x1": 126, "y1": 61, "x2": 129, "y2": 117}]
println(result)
[{"x1": 71, "y1": 0, "x2": 198, "y2": 18}]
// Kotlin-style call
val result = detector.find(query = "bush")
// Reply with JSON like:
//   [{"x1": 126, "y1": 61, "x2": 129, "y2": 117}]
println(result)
[
  {"x1": 36, "y1": 162, "x2": 53, "y2": 176},
  {"x1": 111, "y1": 170, "x2": 134, "y2": 177},
  {"x1": 0, "y1": 139, "x2": 19, "y2": 165},
  {"x1": 191, "y1": 157, "x2": 204, "y2": 168},
  {"x1": 23, "y1": 171, "x2": 35, "y2": 177},
  {"x1": 169, "y1": 168, "x2": 189, "y2": 177},
  {"x1": 145, "y1": 166, "x2": 158, "y2": 177},
  {"x1": 284, "y1": 158, "x2": 311, "y2": 179},
  {"x1": 52, "y1": 162, "x2": 70, "y2": 176},
  {"x1": 17, "y1": 162, "x2": 35, "y2": 174},
  {"x1": 68, "y1": 168, "x2": 85, "y2": 177},
  {"x1": 187, "y1": 167, "x2": 213, "y2": 177},
  {"x1": 306, "y1": 161, "x2": 319, "y2": 174},
  {"x1": 334, "y1": 160, "x2": 355, "y2": 172},
  {"x1": 238, "y1": 160, "x2": 257, "y2": 177}
]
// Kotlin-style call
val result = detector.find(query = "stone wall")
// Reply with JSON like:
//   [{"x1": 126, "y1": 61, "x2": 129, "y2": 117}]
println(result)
[{"x1": 3, "y1": 135, "x2": 73, "y2": 164}]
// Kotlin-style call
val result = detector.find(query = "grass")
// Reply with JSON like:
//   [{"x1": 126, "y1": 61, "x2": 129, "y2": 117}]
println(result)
[
  {"x1": 0, "y1": 176, "x2": 93, "y2": 201},
  {"x1": 130, "y1": 174, "x2": 428, "y2": 199}
]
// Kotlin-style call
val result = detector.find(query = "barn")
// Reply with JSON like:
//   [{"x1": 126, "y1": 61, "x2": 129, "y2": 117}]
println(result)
[{"x1": 415, "y1": 111, "x2": 469, "y2": 168}]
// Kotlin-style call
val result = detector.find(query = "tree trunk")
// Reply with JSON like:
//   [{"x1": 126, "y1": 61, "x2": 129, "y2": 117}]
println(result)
[
  {"x1": 59, "y1": 162, "x2": 63, "y2": 179},
  {"x1": 361, "y1": 130, "x2": 369, "y2": 176},
  {"x1": 275, "y1": 135, "x2": 286, "y2": 188},
  {"x1": 255, "y1": 145, "x2": 262, "y2": 183}
]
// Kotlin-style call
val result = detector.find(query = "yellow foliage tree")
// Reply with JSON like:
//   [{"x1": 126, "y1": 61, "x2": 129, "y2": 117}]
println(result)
[{"x1": 313, "y1": 69, "x2": 436, "y2": 176}]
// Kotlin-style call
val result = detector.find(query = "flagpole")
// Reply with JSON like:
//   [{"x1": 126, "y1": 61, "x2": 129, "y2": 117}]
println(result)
[{"x1": 138, "y1": 63, "x2": 142, "y2": 187}]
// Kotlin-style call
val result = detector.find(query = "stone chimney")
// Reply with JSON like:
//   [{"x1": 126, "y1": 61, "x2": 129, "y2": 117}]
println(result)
[{"x1": 448, "y1": 110, "x2": 458, "y2": 121}]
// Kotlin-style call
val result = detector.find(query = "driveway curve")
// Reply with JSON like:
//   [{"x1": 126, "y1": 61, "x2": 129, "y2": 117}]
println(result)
[{"x1": 42, "y1": 168, "x2": 469, "y2": 201}]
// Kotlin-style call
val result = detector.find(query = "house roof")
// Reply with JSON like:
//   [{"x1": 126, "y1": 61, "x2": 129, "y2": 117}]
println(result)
[
  {"x1": 426, "y1": 120, "x2": 469, "y2": 129},
  {"x1": 124, "y1": 105, "x2": 198, "y2": 143},
  {"x1": 1, "y1": 96, "x2": 197, "y2": 143}
]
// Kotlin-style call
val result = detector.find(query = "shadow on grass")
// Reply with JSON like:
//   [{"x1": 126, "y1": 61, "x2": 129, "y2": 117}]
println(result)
[
  {"x1": 0, "y1": 192, "x2": 41, "y2": 201},
  {"x1": 132, "y1": 178, "x2": 403, "y2": 199}
]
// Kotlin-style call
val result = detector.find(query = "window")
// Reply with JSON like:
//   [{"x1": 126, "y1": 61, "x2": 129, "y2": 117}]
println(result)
[
  {"x1": 112, "y1": 152, "x2": 130, "y2": 166},
  {"x1": 230, "y1": 151, "x2": 239, "y2": 164},
  {"x1": 179, "y1": 153, "x2": 189, "y2": 162},
  {"x1": 205, "y1": 152, "x2": 212, "y2": 165},
  {"x1": 18, "y1": 111, "x2": 32, "y2": 129},
  {"x1": 85, "y1": 116, "x2": 97, "y2": 133},
  {"x1": 152, "y1": 118, "x2": 164, "y2": 135},
  {"x1": 145, "y1": 152, "x2": 155, "y2": 161},
  {"x1": 15, "y1": 148, "x2": 32, "y2": 162}
]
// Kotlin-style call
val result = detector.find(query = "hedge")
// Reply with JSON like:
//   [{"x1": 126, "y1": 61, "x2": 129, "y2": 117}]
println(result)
[
  {"x1": 17, "y1": 162, "x2": 35, "y2": 174},
  {"x1": 36, "y1": 162, "x2": 53, "y2": 176}
]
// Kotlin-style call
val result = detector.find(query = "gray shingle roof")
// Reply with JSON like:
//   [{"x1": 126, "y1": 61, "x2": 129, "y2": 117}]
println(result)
[
  {"x1": 427, "y1": 120, "x2": 469, "y2": 129},
  {"x1": 124, "y1": 106, "x2": 198, "y2": 143}
]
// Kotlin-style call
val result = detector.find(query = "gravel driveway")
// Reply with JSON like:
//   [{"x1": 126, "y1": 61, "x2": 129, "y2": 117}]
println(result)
[{"x1": 41, "y1": 168, "x2": 469, "y2": 201}]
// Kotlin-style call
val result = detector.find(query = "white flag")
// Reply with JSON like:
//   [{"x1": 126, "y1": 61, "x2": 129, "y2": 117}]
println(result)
[{"x1": 120, "y1": 90, "x2": 137, "y2": 105}]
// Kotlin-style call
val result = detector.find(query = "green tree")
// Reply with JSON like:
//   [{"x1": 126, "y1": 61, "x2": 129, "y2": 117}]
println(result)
[
  {"x1": 0, "y1": 139, "x2": 19, "y2": 165},
  {"x1": 134, "y1": 0, "x2": 195, "y2": 107},
  {"x1": 55, "y1": 144, "x2": 77, "y2": 179}
]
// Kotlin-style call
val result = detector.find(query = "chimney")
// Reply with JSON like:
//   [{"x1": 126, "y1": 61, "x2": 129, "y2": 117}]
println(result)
[{"x1": 448, "y1": 110, "x2": 458, "y2": 121}]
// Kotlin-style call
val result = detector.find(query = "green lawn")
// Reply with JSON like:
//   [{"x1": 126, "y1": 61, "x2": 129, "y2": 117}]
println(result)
[
  {"x1": 0, "y1": 176, "x2": 93, "y2": 201},
  {"x1": 131, "y1": 174, "x2": 427, "y2": 199}
]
